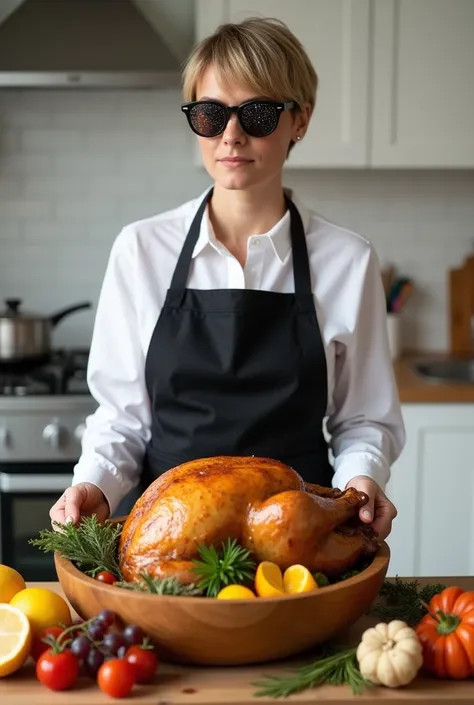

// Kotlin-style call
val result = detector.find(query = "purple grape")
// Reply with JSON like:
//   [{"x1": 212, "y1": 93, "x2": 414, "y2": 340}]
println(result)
[
  {"x1": 85, "y1": 648, "x2": 105, "y2": 677},
  {"x1": 97, "y1": 609, "x2": 116, "y2": 628},
  {"x1": 117, "y1": 645, "x2": 127, "y2": 659},
  {"x1": 103, "y1": 632, "x2": 127, "y2": 655},
  {"x1": 123, "y1": 624, "x2": 144, "y2": 645},
  {"x1": 70, "y1": 635, "x2": 91, "y2": 659},
  {"x1": 87, "y1": 621, "x2": 105, "y2": 641}
]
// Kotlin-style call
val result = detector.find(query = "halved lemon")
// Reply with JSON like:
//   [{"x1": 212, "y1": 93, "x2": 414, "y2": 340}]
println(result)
[
  {"x1": 255, "y1": 561, "x2": 285, "y2": 597},
  {"x1": 283, "y1": 564, "x2": 319, "y2": 594},
  {"x1": 217, "y1": 585, "x2": 256, "y2": 599},
  {"x1": 0, "y1": 603, "x2": 32, "y2": 677}
]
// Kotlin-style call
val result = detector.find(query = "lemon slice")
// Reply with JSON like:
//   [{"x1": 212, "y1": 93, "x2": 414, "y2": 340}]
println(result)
[
  {"x1": 0, "y1": 603, "x2": 32, "y2": 677},
  {"x1": 255, "y1": 561, "x2": 285, "y2": 597},
  {"x1": 217, "y1": 585, "x2": 256, "y2": 599},
  {"x1": 283, "y1": 564, "x2": 319, "y2": 594}
]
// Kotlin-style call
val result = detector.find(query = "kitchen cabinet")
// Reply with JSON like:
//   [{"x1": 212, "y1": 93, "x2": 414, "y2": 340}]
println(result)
[
  {"x1": 195, "y1": 0, "x2": 474, "y2": 168},
  {"x1": 371, "y1": 0, "x2": 474, "y2": 167},
  {"x1": 386, "y1": 404, "x2": 474, "y2": 578}
]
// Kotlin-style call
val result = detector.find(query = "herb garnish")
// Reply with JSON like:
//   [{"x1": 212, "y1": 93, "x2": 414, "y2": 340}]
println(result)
[
  {"x1": 252, "y1": 646, "x2": 373, "y2": 697},
  {"x1": 370, "y1": 576, "x2": 446, "y2": 626},
  {"x1": 191, "y1": 538, "x2": 256, "y2": 597},
  {"x1": 116, "y1": 572, "x2": 203, "y2": 596},
  {"x1": 29, "y1": 516, "x2": 122, "y2": 578}
]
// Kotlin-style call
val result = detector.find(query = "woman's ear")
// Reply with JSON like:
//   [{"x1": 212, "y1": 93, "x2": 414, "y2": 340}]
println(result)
[{"x1": 292, "y1": 102, "x2": 312, "y2": 142}]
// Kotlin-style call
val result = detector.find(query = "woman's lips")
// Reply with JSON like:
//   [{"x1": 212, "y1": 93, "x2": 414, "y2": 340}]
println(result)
[{"x1": 219, "y1": 157, "x2": 254, "y2": 167}]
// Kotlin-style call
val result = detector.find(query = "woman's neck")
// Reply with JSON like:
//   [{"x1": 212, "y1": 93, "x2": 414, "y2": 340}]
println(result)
[{"x1": 208, "y1": 181, "x2": 287, "y2": 266}]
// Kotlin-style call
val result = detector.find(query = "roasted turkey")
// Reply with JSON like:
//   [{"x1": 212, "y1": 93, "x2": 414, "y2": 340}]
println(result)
[{"x1": 118, "y1": 456, "x2": 378, "y2": 584}]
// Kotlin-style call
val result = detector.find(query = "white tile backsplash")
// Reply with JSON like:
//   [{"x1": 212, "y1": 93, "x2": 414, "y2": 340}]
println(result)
[{"x1": 1, "y1": 89, "x2": 473, "y2": 351}]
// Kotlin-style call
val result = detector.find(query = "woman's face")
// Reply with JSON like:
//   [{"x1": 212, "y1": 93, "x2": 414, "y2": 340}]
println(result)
[{"x1": 194, "y1": 64, "x2": 310, "y2": 192}]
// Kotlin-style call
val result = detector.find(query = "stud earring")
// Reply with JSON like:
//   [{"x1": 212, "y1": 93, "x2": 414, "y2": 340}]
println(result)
[{"x1": 296, "y1": 135, "x2": 302, "y2": 141}]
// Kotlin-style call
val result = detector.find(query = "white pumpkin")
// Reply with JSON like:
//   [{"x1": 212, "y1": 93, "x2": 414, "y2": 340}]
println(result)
[{"x1": 356, "y1": 620, "x2": 423, "y2": 688}]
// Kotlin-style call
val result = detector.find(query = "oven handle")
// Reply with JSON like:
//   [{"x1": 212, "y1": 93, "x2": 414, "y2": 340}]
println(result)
[{"x1": 0, "y1": 473, "x2": 73, "y2": 493}]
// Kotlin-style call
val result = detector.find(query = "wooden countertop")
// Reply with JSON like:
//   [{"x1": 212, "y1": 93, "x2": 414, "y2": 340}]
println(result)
[
  {"x1": 395, "y1": 352, "x2": 474, "y2": 403},
  {"x1": 2, "y1": 578, "x2": 474, "y2": 704}
]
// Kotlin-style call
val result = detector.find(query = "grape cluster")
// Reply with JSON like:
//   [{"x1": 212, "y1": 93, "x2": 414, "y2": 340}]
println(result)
[{"x1": 70, "y1": 610, "x2": 145, "y2": 677}]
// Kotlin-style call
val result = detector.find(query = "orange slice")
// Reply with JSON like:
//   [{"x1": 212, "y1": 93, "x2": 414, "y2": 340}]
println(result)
[
  {"x1": 283, "y1": 564, "x2": 319, "y2": 594},
  {"x1": 217, "y1": 585, "x2": 256, "y2": 599},
  {"x1": 0, "y1": 603, "x2": 32, "y2": 677},
  {"x1": 255, "y1": 561, "x2": 285, "y2": 597}
]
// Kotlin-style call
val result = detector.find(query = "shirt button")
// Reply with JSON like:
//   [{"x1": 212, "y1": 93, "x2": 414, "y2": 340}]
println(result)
[{"x1": 253, "y1": 238, "x2": 261, "y2": 247}]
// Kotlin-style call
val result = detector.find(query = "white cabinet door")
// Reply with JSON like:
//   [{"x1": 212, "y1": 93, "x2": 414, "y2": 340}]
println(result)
[
  {"x1": 371, "y1": 0, "x2": 474, "y2": 167},
  {"x1": 196, "y1": 0, "x2": 370, "y2": 167},
  {"x1": 386, "y1": 404, "x2": 474, "y2": 578}
]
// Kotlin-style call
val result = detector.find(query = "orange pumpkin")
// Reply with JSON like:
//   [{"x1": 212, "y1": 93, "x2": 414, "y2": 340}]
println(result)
[{"x1": 416, "y1": 586, "x2": 474, "y2": 679}]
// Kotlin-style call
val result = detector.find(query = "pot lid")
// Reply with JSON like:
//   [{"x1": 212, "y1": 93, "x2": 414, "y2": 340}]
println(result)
[{"x1": 0, "y1": 299, "x2": 45, "y2": 321}]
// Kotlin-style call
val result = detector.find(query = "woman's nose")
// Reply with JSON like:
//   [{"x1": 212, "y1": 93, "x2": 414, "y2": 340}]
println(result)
[{"x1": 222, "y1": 113, "x2": 247, "y2": 145}]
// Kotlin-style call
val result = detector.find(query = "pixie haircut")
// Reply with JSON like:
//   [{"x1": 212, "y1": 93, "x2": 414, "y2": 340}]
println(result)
[{"x1": 182, "y1": 17, "x2": 318, "y2": 115}]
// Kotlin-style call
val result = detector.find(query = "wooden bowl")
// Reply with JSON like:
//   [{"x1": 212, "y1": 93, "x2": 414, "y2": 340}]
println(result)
[{"x1": 55, "y1": 538, "x2": 389, "y2": 667}]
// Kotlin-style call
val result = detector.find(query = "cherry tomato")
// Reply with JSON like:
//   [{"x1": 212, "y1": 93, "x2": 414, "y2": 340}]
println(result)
[
  {"x1": 31, "y1": 626, "x2": 65, "y2": 662},
  {"x1": 125, "y1": 645, "x2": 159, "y2": 682},
  {"x1": 97, "y1": 658, "x2": 136, "y2": 698},
  {"x1": 36, "y1": 649, "x2": 80, "y2": 691},
  {"x1": 96, "y1": 571, "x2": 118, "y2": 585}
]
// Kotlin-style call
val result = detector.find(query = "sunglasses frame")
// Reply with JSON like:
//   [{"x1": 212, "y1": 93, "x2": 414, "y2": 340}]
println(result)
[{"x1": 181, "y1": 99, "x2": 296, "y2": 138}]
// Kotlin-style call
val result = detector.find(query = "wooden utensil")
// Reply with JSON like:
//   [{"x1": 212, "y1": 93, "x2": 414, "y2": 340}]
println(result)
[
  {"x1": 54, "y1": 528, "x2": 389, "y2": 667},
  {"x1": 449, "y1": 255, "x2": 474, "y2": 355}
]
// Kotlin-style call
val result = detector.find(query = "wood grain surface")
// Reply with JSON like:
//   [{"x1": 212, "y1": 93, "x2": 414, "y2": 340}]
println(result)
[{"x1": 1, "y1": 577, "x2": 474, "y2": 703}]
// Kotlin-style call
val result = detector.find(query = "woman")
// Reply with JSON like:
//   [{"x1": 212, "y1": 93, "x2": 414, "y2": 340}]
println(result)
[{"x1": 50, "y1": 17, "x2": 405, "y2": 542}]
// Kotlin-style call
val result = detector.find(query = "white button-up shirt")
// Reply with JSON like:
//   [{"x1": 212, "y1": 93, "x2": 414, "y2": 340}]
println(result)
[{"x1": 73, "y1": 187, "x2": 405, "y2": 514}]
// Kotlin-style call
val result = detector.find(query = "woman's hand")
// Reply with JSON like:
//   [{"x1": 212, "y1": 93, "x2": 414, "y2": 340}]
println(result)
[
  {"x1": 49, "y1": 482, "x2": 110, "y2": 529},
  {"x1": 345, "y1": 475, "x2": 397, "y2": 542}
]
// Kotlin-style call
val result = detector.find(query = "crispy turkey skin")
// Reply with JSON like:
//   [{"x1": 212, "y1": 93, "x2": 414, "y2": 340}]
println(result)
[{"x1": 118, "y1": 456, "x2": 378, "y2": 584}]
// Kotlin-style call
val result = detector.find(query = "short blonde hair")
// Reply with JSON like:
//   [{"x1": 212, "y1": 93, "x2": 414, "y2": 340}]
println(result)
[{"x1": 182, "y1": 17, "x2": 318, "y2": 114}]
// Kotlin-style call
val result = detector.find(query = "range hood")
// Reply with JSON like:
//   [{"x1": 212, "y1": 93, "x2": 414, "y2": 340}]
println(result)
[{"x1": 0, "y1": 0, "x2": 182, "y2": 88}]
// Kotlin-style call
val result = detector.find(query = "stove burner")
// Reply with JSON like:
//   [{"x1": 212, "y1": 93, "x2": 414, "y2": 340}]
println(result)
[{"x1": 0, "y1": 348, "x2": 90, "y2": 396}]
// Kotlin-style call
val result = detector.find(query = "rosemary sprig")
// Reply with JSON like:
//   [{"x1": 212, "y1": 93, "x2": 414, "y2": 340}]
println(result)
[
  {"x1": 191, "y1": 538, "x2": 256, "y2": 597},
  {"x1": 29, "y1": 515, "x2": 122, "y2": 578},
  {"x1": 116, "y1": 572, "x2": 203, "y2": 596},
  {"x1": 252, "y1": 646, "x2": 373, "y2": 698},
  {"x1": 370, "y1": 576, "x2": 446, "y2": 626}
]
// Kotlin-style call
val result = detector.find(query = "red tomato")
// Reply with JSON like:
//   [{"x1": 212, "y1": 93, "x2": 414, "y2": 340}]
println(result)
[
  {"x1": 36, "y1": 650, "x2": 80, "y2": 691},
  {"x1": 96, "y1": 571, "x2": 118, "y2": 585},
  {"x1": 98, "y1": 659, "x2": 135, "y2": 698},
  {"x1": 125, "y1": 645, "x2": 159, "y2": 682},
  {"x1": 31, "y1": 626, "x2": 65, "y2": 662}
]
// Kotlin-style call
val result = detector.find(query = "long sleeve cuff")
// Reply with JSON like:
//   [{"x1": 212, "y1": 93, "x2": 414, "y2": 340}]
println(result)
[
  {"x1": 331, "y1": 452, "x2": 390, "y2": 493},
  {"x1": 72, "y1": 458, "x2": 130, "y2": 516}
]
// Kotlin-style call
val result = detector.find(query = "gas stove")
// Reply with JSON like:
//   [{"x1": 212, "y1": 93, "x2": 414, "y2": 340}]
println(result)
[
  {"x1": 0, "y1": 349, "x2": 97, "y2": 462},
  {"x1": 0, "y1": 349, "x2": 90, "y2": 397}
]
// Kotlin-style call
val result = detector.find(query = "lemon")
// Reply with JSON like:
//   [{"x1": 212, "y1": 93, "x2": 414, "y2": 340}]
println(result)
[
  {"x1": 255, "y1": 561, "x2": 285, "y2": 597},
  {"x1": 0, "y1": 565, "x2": 26, "y2": 603},
  {"x1": 283, "y1": 564, "x2": 319, "y2": 594},
  {"x1": 0, "y1": 603, "x2": 32, "y2": 677},
  {"x1": 217, "y1": 585, "x2": 256, "y2": 599},
  {"x1": 10, "y1": 587, "x2": 71, "y2": 636}
]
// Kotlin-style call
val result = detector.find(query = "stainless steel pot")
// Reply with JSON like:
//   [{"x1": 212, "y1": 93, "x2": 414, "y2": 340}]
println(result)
[{"x1": 0, "y1": 299, "x2": 92, "y2": 362}]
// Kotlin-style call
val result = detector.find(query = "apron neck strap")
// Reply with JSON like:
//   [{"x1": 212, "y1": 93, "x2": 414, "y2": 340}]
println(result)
[{"x1": 170, "y1": 188, "x2": 312, "y2": 296}]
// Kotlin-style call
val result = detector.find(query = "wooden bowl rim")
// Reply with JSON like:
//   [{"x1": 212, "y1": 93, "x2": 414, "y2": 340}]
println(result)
[{"x1": 55, "y1": 541, "x2": 389, "y2": 605}]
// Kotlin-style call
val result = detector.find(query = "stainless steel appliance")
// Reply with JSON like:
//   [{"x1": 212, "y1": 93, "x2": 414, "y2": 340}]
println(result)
[{"x1": 0, "y1": 350, "x2": 97, "y2": 580}]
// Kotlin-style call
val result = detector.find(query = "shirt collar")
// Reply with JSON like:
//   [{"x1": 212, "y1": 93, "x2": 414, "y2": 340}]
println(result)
[{"x1": 189, "y1": 186, "x2": 311, "y2": 264}]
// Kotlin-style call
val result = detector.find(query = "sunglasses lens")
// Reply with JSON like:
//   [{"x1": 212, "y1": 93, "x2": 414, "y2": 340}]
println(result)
[
  {"x1": 239, "y1": 102, "x2": 279, "y2": 137},
  {"x1": 188, "y1": 102, "x2": 226, "y2": 137}
]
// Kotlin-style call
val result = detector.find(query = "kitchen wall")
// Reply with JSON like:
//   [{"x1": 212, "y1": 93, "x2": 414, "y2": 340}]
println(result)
[{"x1": 1, "y1": 88, "x2": 473, "y2": 351}]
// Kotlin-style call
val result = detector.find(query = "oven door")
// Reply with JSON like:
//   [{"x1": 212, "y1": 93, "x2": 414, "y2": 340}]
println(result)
[{"x1": 0, "y1": 463, "x2": 73, "y2": 581}]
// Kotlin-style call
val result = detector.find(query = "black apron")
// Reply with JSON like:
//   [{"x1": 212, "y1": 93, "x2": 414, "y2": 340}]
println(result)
[{"x1": 142, "y1": 188, "x2": 333, "y2": 486}]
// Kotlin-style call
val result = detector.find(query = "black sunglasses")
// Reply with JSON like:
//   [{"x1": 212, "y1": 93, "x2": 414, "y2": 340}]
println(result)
[{"x1": 181, "y1": 99, "x2": 296, "y2": 138}]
